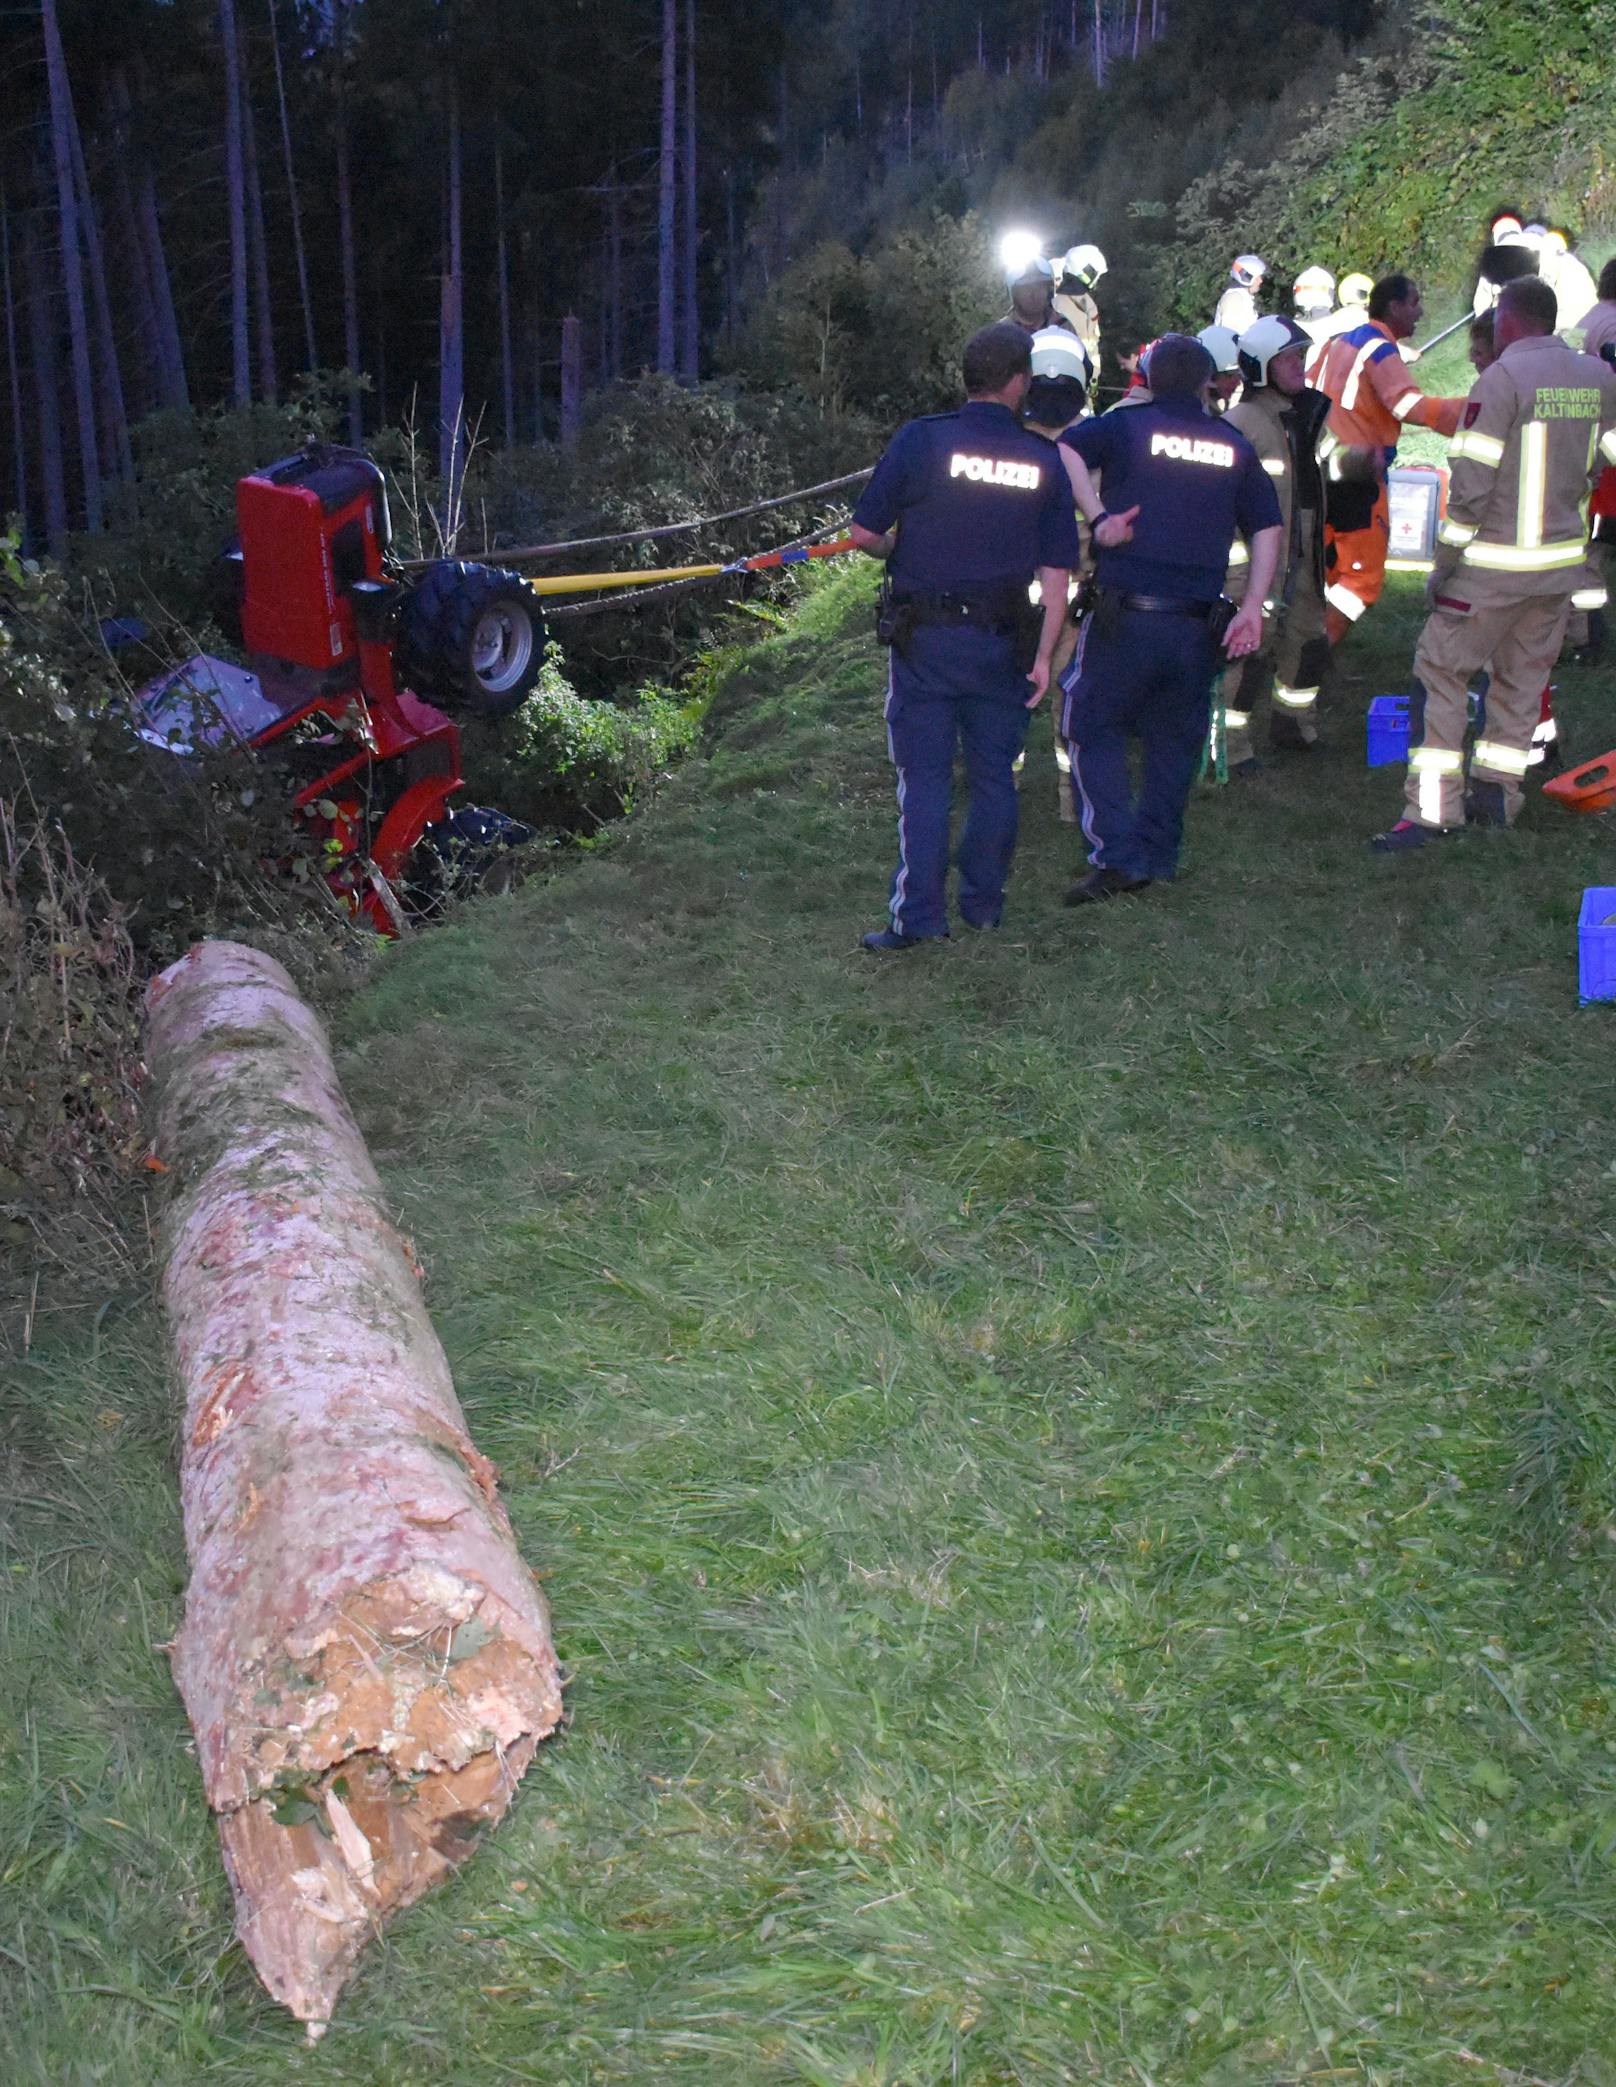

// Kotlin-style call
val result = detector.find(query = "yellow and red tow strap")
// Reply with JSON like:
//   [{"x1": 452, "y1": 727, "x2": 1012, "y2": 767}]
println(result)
[{"x1": 525, "y1": 535, "x2": 854, "y2": 597}]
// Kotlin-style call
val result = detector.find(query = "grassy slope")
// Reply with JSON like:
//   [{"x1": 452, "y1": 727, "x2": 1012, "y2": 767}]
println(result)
[{"x1": 6, "y1": 559, "x2": 1616, "y2": 2085}]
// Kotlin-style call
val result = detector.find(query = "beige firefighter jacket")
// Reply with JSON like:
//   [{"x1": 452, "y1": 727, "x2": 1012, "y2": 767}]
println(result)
[
  {"x1": 1052, "y1": 289, "x2": 1101, "y2": 356},
  {"x1": 1436, "y1": 334, "x2": 1616, "y2": 602},
  {"x1": 1222, "y1": 383, "x2": 1329, "y2": 599}
]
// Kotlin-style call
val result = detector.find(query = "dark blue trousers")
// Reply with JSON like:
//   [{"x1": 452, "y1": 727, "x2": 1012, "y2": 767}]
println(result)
[
  {"x1": 884, "y1": 625, "x2": 1031, "y2": 938},
  {"x1": 1060, "y1": 608, "x2": 1219, "y2": 882}
]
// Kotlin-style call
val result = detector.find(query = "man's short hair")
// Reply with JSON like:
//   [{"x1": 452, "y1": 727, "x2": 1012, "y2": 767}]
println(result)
[
  {"x1": 1367, "y1": 273, "x2": 1417, "y2": 320},
  {"x1": 963, "y1": 323, "x2": 1033, "y2": 396},
  {"x1": 1145, "y1": 334, "x2": 1214, "y2": 398},
  {"x1": 1598, "y1": 255, "x2": 1616, "y2": 304},
  {"x1": 1498, "y1": 275, "x2": 1558, "y2": 335},
  {"x1": 1469, "y1": 309, "x2": 1495, "y2": 344}
]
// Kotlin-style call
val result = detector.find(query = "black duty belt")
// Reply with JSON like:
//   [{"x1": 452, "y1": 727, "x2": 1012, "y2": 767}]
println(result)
[
  {"x1": 891, "y1": 588, "x2": 1024, "y2": 635},
  {"x1": 1110, "y1": 591, "x2": 1216, "y2": 618}
]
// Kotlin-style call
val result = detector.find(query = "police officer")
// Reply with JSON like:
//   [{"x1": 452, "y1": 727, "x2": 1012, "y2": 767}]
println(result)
[
  {"x1": 1373, "y1": 276, "x2": 1616, "y2": 851},
  {"x1": 1217, "y1": 314, "x2": 1332, "y2": 770},
  {"x1": 1057, "y1": 335, "x2": 1283, "y2": 901},
  {"x1": 849, "y1": 322, "x2": 1081, "y2": 949}
]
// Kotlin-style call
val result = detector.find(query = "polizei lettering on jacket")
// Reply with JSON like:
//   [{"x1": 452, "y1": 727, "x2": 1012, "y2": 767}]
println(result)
[
  {"x1": 949, "y1": 452, "x2": 1043, "y2": 489},
  {"x1": 1150, "y1": 431, "x2": 1237, "y2": 467}
]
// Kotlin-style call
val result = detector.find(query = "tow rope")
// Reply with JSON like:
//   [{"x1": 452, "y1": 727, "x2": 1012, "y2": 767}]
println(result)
[{"x1": 526, "y1": 534, "x2": 855, "y2": 598}]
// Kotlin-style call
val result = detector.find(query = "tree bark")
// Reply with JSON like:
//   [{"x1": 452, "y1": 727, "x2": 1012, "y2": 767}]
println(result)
[
  {"x1": 21, "y1": 211, "x2": 67, "y2": 555},
  {"x1": 1093, "y1": 0, "x2": 1106, "y2": 82},
  {"x1": 242, "y1": 57, "x2": 278, "y2": 402},
  {"x1": 679, "y1": 0, "x2": 697, "y2": 381},
  {"x1": 559, "y1": 312, "x2": 582, "y2": 451},
  {"x1": 115, "y1": 63, "x2": 188, "y2": 412},
  {"x1": 41, "y1": 0, "x2": 101, "y2": 530},
  {"x1": 145, "y1": 942, "x2": 563, "y2": 2035},
  {"x1": 101, "y1": 76, "x2": 161, "y2": 419},
  {"x1": 437, "y1": 71, "x2": 465, "y2": 513},
  {"x1": 219, "y1": 0, "x2": 251, "y2": 407},
  {"x1": 656, "y1": 0, "x2": 676, "y2": 374},
  {"x1": 335, "y1": 69, "x2": 361, "y2": 440},
  {"x1": 69, "y1": 115, "x2": 132, "y2": 484},
  {"x1": 267, "y1": 0, "x2": 318, "y2": 371},
  {"x1": 495, "y1": 133, "x2": 514, "y2": 445},
  {"x1": 2, "y1": 201, "x2": 29, "y2": 549}
]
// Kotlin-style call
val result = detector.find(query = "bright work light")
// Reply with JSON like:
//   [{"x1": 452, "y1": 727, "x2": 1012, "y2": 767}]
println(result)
[{"x1": 998, "y1": 229, "x2": 1045, "y2": 276}]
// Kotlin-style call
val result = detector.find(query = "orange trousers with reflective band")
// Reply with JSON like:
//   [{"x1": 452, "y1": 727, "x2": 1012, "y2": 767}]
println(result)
[{"x1": 1324, "y1": 483, "x2": 1390, "y2": 645}]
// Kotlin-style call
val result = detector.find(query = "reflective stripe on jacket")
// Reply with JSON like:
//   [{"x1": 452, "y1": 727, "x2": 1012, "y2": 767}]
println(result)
[
  {"x1": 1311, "y1": 319, "x2": 1465, "y2": 466},
  {"x1": 1436, "y1": 335, "x2": 1616, "y2": 598},
  {"x1": 1223, "y1": 385, "x2": 1330, "y2": 598}
]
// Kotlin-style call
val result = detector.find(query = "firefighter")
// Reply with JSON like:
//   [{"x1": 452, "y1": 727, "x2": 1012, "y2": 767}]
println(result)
[
  {"x1": 848, "y1": 323, "x2": 1081, "y2": 946},
  {"x1": 1541, "y1": 229, "x2": 1598, "y2": 334},
  {"x1": 1057, "y1": 335, "x2": 1282, "y2": 901},
  {"x1": 1306, "y1": 271, "x2": 1372, "y2": 363},
  {"x1": 1054, "y1": 245, "x2": 1106, "y2": 358},
  {"x1": 1214, "y1": 254, "x2": 1267, "y2": 334},
  {"x1": 1005, "y1": 255, "x2": 1069, "y2": 335},
  {"x1": 1294, "y1": 265, "x2": 1336, "y2": 340},
  {"x1": 1372, "y1": 277, "x2": 1616, "y2": 851},
  {"x1": 1023, "y1": 327, "x2": 1096, "y2": 824},
  {"x1": 1217, "y1": 314, "x2": 1332, "y2": 770},
  {"x1": 1196, "y1": 326, "x2": 1244, "y2": 412},
  {"x1": 1312, "y1": 273, "x2": 1466, "y2": 644}
]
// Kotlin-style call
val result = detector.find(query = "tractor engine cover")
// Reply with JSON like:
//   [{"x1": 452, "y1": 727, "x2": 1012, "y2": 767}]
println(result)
[{"x1": 236, "y1": 447, "x2": 390, "y2": 671}]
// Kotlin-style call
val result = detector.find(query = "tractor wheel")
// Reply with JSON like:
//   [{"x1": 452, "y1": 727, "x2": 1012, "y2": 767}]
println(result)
[{"x1": 396, "y1": 561, "x2": 545, "y2": 719}]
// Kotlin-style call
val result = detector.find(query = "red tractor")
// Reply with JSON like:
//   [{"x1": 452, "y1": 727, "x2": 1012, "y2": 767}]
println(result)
[{"x1": 136, "y1": 445, "x2": 543, "y2": 932}]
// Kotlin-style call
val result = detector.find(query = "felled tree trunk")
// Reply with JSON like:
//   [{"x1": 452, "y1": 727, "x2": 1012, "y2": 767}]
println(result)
[{"x1": 145, "y1": 941, "x2": 562, "y2": 2034}]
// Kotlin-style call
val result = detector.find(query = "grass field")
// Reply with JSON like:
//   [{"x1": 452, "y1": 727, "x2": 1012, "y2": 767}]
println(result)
[{"x1": 5, "y1": 553, "x2": 1616, "y2": 2085}]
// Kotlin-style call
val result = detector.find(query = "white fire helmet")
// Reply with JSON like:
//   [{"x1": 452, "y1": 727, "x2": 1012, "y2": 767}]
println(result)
[
  {"x1": 1060, "y1": 243, "x2": 1108, "y2": 289},
  {"x1": 1006, "y1": 252, "x2": 1056, "y2": 292},
  {"x1": 1029, "y1": 327, "x2": 1094, "y2": 389},
  {"x1": 1522, "y1": 222, "x2": 1549, "y2": 251},
  {"x1": 1231, "y1": 253, "x2": 1267, "y2": 288},
  {"x1": 1237, "y1": 313, "x2": 1311, "y2": 389},
  {"x1": 1490, "y1": 213, "x2": 1523, "y2": 241},
  {"x1": 1196, "y1": 324, "x2": 1242, "y2": 373},
  {"x1": 1544, "y1": 228, "x2": 1571, "y2": 255},
  {"x1": 1293, "y1": 265, "x2": 1336, "y2": 318},
  {"x1": 1338, "y1": 271, "x2": 1373, "y2": 307}
]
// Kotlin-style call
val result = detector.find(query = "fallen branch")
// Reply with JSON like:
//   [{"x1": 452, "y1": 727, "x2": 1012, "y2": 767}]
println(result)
[{"x1": 145, "y1": 941, "x2": 562, "y2": 2033}]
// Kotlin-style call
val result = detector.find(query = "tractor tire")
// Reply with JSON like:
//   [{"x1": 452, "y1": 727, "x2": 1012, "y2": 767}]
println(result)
[{"x1": 396, "y1": 561, "x2": 545, "y2": 719}]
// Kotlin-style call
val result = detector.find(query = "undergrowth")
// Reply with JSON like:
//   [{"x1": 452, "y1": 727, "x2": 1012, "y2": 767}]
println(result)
[{"x1": 4, "y1": 556, "x2": 1616, "y2": 2083}]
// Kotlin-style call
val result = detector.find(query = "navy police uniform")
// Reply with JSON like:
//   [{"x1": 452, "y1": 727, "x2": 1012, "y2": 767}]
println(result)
[
  {"x1": 853, "y1": 401, "x2": 1079, "y2": 937},
  {"x1": 1059, "y1": 396, "x2": 1280, "y2": 881}
]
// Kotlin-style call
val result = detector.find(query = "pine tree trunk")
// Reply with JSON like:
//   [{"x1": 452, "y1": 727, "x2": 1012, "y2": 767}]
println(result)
[
  {"x1": 495, "y1": 134, "x2": 514, "y2": 446},
  {"x1": 116, "y1": 63, "x2": 188, "y2": 412},
  {"x1": 656, "y1": 0, "x2": 676, "y2": 374},
  {"x1": 242, "y1": 60, "x2": 277, "y2": 402},
  {"x1": 335, "y1": 77, "x2": 361, "y2": 440},
  {"x1": 219, "y1": 0, "x2": 251, "y2": 407},
  {"x1": 2, "y1": 202, "x2": 30, "y2": 550},
  {"x1": 724, "y1": 168, "x2": 736, "y2": 348},
  {"x1": 437, "y1": 72, "x2": 465, "y2": 514},
  {"x1": 102, "y1": 78, "x2": 162, "y2": 418},
  {"x1": 560, "y1": 312, "x2": 581, "y2": 451},
  {"x1": 21, "y1": 211, "x2": 67, "y2": 556},
  {"x1": 267, "y1": 0, "x2": 317, "y2": 371},
  {"x1": 145, "y1": 942, "x2": 562, "y2": 2035},
  {"x1": 68, "y1": 115, "x2": 131, "y2": 484},
  {"x1": 679, "y1": 0, "x2": 697, "y2": 381},
  {"x1": 608, "y1": 180, "x2": 623, "y2": 380},
  {"x1": 40, "y1": 0, "x2": 102, "y2": 530},
  {"x1": 1093, "y1": 0, "x2": 1106, "y2": 82}
]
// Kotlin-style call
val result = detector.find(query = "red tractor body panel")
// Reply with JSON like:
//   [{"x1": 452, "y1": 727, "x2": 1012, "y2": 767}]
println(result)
[{"x1": 236, "y1": 452, "x2": 388, "y2": 669}]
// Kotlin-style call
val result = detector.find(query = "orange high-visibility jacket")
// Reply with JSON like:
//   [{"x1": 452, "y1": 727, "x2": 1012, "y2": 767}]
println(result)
[{"x1": 1309, "y1": 319, "x2": 1464, "y2": 467}]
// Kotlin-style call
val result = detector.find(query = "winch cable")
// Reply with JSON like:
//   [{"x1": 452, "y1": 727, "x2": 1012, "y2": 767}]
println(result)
[
  {"x1": 545, "y1": 519, "x2": 849, "y2": 619},
  {"x1": 401, "y1": 467, "x2": 874, "y2": 571}
]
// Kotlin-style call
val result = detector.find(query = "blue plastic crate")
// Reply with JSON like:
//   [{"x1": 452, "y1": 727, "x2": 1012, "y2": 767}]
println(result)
[
  {"x1": 1367, "y1": 695, "x2": 1411, "y2": 768},
  {"x1": 1579, "y1": 888, "x2": 1616, "y2": 1005}
]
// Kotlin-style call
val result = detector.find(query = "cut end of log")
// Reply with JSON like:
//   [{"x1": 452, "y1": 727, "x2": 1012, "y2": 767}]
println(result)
[
  {"x1": 201, "y1": 1572, "x2": 564, "y2": 2026},
  {"x1": 219, "y1": 1725, "x2": 547, "y2": 2025}
]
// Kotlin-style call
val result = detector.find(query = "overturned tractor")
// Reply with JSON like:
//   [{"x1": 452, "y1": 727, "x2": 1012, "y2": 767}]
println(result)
[{"x1": 138, "y1": 445, "x2": 543, "y2": 932}]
